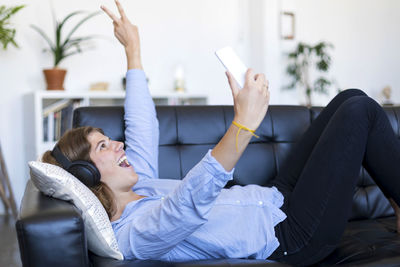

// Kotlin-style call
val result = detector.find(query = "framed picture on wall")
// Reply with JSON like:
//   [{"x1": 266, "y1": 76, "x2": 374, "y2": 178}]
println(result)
[{"x1": 281, "y1": 12, "x2": 295, "y2": 40}]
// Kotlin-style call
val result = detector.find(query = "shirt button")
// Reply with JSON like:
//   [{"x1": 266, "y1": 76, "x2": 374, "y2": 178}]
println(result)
[
  {"x1": 236, "y1": 200, "x2": 241, "y2": 204},
  {"x1": 161, "y1": 197, "x2": 165, "y2": 200},
  {"x1": 258, "y1": 201, "x2": 263, "y2": 205}
]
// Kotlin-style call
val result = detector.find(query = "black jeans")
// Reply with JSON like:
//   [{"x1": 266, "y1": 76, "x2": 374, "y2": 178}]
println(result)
[{"x1": 268, "y1": 89, "x2": 400, "y2": 266}]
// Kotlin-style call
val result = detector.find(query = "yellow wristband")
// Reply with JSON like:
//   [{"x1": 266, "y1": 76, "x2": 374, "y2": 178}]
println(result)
[{"x1": 232, "y1": 121, "x2": 259, "y2": 152}]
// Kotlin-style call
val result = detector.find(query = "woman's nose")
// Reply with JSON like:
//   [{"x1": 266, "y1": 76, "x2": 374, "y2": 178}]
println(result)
[{"x1": 114, "y1": 141, "x2": 124, "y2": 151}]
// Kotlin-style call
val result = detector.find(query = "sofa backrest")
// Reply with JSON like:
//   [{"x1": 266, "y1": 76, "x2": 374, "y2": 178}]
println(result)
[{"x1": 73, "y1": 105, "x2": 400, "y2": 221}]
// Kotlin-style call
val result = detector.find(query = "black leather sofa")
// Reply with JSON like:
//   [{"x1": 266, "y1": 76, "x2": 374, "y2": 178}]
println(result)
[{"x1": 16, "y1": 105, "x2": 400, "y2": 267}]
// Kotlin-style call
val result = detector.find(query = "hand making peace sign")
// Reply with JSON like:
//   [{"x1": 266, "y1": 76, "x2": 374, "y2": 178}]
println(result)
[{"x1": 101, "y1": 0, "x2": 142, "y2": 69}]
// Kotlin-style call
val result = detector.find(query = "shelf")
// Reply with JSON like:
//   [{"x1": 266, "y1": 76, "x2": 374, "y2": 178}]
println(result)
[{"x1": 32, "y1": 90, "x2": 208, "y2": 100}]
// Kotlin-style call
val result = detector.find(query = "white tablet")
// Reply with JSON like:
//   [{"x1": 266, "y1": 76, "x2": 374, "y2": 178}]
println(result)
[{"x1": 215, "y1": 46, "x2": 247, "y2": 88}]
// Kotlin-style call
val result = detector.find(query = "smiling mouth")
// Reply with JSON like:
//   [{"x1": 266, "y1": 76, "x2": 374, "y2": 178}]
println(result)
[{"x1": 118, "y1": 155, "x2": 131, "y2": 168}]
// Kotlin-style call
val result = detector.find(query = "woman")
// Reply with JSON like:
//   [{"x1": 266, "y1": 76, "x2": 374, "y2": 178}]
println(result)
[{"x1": 42, "y1": 1, "x2": 400, "y2": 265}]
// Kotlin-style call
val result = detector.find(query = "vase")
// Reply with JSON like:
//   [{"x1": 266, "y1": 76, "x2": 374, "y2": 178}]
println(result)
[{"x1": 43, "y1": 68, "x2": 67, "y2": 90}]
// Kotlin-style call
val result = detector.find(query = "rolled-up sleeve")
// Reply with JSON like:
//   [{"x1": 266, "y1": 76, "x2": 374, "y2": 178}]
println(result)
[
  {"x1": 124, "y1": 69, "x2": 159, "y2": 179},
  {"x1": 115, "y1": 150, "x2": 234, "y2": 260}
]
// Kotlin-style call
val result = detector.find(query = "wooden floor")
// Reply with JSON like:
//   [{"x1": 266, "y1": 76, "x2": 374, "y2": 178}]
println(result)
[{"x1": 0, "y1": 215, "x2": 22, "y2": 267}]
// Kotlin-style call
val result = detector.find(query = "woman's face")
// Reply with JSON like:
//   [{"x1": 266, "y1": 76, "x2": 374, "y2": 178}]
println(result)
[{"x1": 87, "y1": 131, "x2": 138, "y2": 192}]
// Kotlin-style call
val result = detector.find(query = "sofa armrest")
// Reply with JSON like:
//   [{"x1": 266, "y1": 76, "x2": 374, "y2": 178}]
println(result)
[{"x1": 16, "y1": 180, "x2": 90, "y2": 267}]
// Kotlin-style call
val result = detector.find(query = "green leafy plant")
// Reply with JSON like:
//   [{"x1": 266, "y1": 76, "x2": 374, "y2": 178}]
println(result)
[
  {"x1": 31, "y1": 10, "x2": 100, "y2": 67},
  {"x1": 285, "y1": 41, "x2": 334, "y2": 106},
  {"x1": 0, "y1": 5, "x2": 25, "y2": 50}
]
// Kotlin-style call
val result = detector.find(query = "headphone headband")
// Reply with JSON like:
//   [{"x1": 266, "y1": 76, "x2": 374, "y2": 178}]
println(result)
[
  {"x1": 51, "y1": 145, "x2": 101, "y2": 187},
  {"x1": 51, "y1": 146, "x2": 71, "y2": 169}
]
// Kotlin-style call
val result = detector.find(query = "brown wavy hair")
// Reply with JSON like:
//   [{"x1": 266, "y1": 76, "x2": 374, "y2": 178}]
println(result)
[{"x1": 42, "y1": 126, "x2": 116, "y2": 219}]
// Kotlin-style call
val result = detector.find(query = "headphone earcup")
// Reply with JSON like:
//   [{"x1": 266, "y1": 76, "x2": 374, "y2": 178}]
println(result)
[{"x1": 68, "y1": 161, "x2": 101, "y2": 187}]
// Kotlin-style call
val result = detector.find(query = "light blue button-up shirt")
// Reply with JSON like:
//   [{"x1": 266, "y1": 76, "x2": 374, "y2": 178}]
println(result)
[{"x1": 111, "y1": 69, "x2": 287, "y2": 261}]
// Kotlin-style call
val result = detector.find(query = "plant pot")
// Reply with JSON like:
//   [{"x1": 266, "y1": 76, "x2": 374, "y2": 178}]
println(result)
[{"x1": 43, "y1": 68, "x2": 67, "y2": 90}]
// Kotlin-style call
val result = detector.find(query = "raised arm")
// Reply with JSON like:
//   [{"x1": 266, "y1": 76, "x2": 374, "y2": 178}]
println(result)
[
  {"x1": 101, "y1": 1, "x2": 159, "y2": 179},
  {"x1": 212, "y1": 69, "x2": 270, "y2": 171}
]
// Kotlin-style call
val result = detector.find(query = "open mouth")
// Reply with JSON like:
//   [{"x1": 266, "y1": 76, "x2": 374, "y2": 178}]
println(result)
[{"x1": 118, "y1": 155, "x2": 131, "y2": 168}]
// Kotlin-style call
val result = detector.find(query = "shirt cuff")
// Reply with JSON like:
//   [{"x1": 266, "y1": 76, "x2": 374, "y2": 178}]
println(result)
[
  {"x1": 126, "y1": 69, "x2": 146, "y2": 81},
  {"x1": 201, "y1": 149, "x2": 234, "y2": 186}
]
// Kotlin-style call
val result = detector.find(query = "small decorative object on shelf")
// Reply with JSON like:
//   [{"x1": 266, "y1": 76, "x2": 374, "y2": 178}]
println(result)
[
  {"x1": 284, "y1": 41, "x2": 335, "y2": 107},
  {"x1": 174, "y1": 65, "x2": 186, "y2": 93},
  {"x1": 122, "y1": 77, "x2": 126, "y2": 90},
  {"x1": 122, "y1": 76, "x2": 149, "y2": 90},
  {"x1": 90, "y1": 82, "x2": 109, "y2": 91},
  {"x1": 31, "y1": 9, "x2": 100, "y2": 90},
  {"x1": 382, "y1": 86, "x2": 393, "y2": 106}
]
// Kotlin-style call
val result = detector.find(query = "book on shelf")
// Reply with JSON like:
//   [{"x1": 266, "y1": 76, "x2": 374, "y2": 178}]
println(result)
[
  {"x1": 43, "y1": 116, "x2": 49, "y2": 142},
  {"x1": 54, "y1": 111, "x2": 61, "y2": 141},
  {"x1": 43, "y1": 99, "x2": 72, "y2": 117},
  {"x1": 42, "y1": 99, "x2": 81, "y2": 142}
]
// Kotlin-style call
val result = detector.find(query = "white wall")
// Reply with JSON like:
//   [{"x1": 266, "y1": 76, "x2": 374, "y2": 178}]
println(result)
[{"x1": 1, "y1": 0, "x2": 400, "y2": 214}]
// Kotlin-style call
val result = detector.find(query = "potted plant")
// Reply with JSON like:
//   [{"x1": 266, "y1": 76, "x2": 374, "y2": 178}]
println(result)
[
  {"x1": 285, "y1": 41, "x2": 334, "y2": 107},
  {"x1": 0, "y1": 5, "x2": 25, "y2": 50},
  {"x1": 31, "y1": 10, "x2": 99, "y2": 90}
]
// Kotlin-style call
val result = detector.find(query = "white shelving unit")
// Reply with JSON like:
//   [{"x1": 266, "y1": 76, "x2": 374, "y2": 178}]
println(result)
[{"x1": 24, "y1": 90, "x2": 207, "y2": 162}]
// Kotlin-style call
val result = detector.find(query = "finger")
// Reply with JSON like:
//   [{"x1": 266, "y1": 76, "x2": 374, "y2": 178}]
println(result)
[
  {"x1": 254, "y1": 73, "x2": 266, "y2": 86},
  {"x1": 263, "y1": 80, "x2": 269, "y2": 92},
  {"x1": 113, "y1": 21, "x2": 120, "y2": 32},
  {"x1": 254, "y1": 73, "x2": 266, "y2": 83},
  {"x1": 245, "y1": 68, "x2": 255, "y2": 83},
  {"x1": 115, "y1": 0, "x2": 127, "y2": 20},
  {"x1": 262, "y1": 84, "x2": 270, "y2": 97},
  {"x1": 101, "y1": 5, "x2": 119, "y2": 22},
  {"x1": 266, "y1": 90, "x2": 271, "y2": 103},
  {"x1": 226, "y1": 71, "x2": 240, "y2": 97},
  {"x1": 254, "y1": 74, "x2": 263, "y2": 89}
]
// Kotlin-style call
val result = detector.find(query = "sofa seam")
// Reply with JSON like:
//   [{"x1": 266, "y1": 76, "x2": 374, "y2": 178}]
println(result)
[
  {"x1": 270, "y1": 109, "x2": 275, "y2": 142},
  {"x1": 175, "y1": 107, "x2": 183, "y2": 178},
  {"x1": 269, "y1": 111, "x2": 279, "y2": 175},
  {"x1": 309, "y1": 107, "x2": 313, "y2": 125},
  {"x1": 393, "y1": 107, "x2": 399, "y2": 137},
  {"x1": 77, "y1": 216, "x2": 89, "y2": 267},
  {"x1": 16, "y1": 221, "x2": 30, "y2": 267},
  {"x1": 362, "y1": 168, "x2": 369, "y2": 218}
]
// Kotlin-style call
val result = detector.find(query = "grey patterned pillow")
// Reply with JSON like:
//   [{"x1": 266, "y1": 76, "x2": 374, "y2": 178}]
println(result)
[{"x1": 28, "y1": 161, "x2": 123, "y2": 260}]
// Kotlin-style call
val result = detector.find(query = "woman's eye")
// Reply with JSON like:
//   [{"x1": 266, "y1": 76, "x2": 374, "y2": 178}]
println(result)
[{"x1": 100, "y1": 143, "x2": 106, "y2": 149}]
